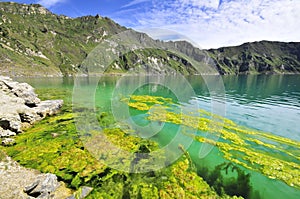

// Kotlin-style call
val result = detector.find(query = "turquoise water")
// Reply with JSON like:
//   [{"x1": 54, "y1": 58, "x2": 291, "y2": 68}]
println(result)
[{"x1": 15, "y1": 75, "x2": 300, "y2": 199}]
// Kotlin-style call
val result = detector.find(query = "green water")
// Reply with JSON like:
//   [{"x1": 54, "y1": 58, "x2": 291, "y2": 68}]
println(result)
[{"x1": 15, "y1": 75, "x2": 300, "y2": 199}]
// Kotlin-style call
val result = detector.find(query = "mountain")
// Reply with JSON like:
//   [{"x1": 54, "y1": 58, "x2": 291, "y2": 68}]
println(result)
[
  {"x1": 0, "y1": 2, "x2": 125, "y2": 76},
  {"x1": 0, "y1": 2, "x2": 299, "y2": 76},
  {"x1": 208, "y1": 41, "x2": 300, "y2": 74}
]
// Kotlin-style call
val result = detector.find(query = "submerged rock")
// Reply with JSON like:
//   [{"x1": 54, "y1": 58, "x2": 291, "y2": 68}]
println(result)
[
  {"x1": 66, "y1": 186, "x2": 93, "y2": 199},
  {"x1": 0, "y1": 76, "x2": 63, "y2": 137}
]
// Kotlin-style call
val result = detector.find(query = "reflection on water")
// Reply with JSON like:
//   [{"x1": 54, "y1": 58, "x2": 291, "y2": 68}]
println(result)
[{"x1": 185, "y1": 75, "x2": 300, "y2": 141}]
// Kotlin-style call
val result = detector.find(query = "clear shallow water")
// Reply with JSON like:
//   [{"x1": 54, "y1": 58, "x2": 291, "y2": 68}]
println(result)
[{"x1": 15, "y1": 75, "x2": 300, "y2": 199}]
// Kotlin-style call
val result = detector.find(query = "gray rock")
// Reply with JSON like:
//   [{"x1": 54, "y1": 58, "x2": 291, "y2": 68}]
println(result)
[
  {"x1": 51, "y1": 133, "x2": 59, "y2": 138},
  {"x1": 0, "y1": 111, "x2": 22, "y2": 133},
  {"x1": 24, "y1": 173, "x2": 60, "y2": 198},
  {"x1": 0, "y1": 76, "x2": 63, "y2": 137},
  {"x1": 34, "y1": 100, "x2": 64, "y2": 118},
  {"x1": 24, "y1": 181, "x2": 40, "y2": 193},
  {"x1": 79, "y1": 186, "x2": 93, "y2": 198},
  {"x1": 12, "y1": 83, "x2": 41, "y2": 107},
  {"x1": 66, "y1": 186, "x2": 93, "y2": 199},
  {"x1": 0, "y1": 127, "x2": 16, "y2": 138},
  {"x1": 1, "y1": 138, "x2": 16, "y2": 146},
  {"x1": 0, "y1": 77, "x2": 40, "y2": 106},
  {"x1": 0, "y1": 155, "x2": 72, "y2": 199},
  {"x1": 18, "y1": 107, "x2": 43, "y2": 124}
]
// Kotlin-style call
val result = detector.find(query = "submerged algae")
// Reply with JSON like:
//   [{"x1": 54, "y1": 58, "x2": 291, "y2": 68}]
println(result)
[
  {"x1": 126, "y1": 95, "x2": 300, "y2": 189},
  {"x1": 0, "y1": 103, "x2": 239, "y2": 198}
]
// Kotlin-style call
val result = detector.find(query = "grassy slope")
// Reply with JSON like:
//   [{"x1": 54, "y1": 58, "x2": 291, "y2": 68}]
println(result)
[
  {"x1": 208, "y1": 41, "x2": 300, "y2": 74},
  {"x1": 1, "y1": 2, "x2": 300, "y2": 76},
  {"x1": 0, "y1": 2, "x2": 125, "y2": 76}
]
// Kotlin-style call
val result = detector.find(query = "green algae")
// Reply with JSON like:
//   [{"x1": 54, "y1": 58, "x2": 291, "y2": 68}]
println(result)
[
  {"x1": 0, "y1": 113, "x2": 108, "y2": 187},
  {"x1": 0, "y1": 105, "x2": 239, "y2": 198},
  {"x1": 126, "y1": 95, "x2": 300, "y2": 189}
]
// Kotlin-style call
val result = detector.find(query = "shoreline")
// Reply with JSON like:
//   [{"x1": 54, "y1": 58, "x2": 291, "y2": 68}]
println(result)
[
  {"x1": 4, "y1": 71, "x2": 299, "y2": 79},
  {"x1": 0, "y1": 76, "x2": 72, "y2": 198}
]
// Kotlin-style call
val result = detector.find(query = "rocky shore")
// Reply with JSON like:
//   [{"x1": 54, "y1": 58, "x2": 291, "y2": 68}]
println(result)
[
  {"x1": 0, "y1": 76, "x2": 76, "y2": 198},
  {"x1": 0, "y1": 155, "x2": 72, "y2": 199},
  {"x1": 0, "y1": 76, "x2": 63, "y2": 144}
]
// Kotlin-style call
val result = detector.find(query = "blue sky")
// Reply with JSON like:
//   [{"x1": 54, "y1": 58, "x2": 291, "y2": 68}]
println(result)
[{"x1": 2, "y1": 0, "x2": 300, "y2": 49}]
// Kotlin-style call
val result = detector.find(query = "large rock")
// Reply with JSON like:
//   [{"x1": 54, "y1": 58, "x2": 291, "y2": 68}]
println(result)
[
  {"x1": 0, "y1": 127, "x2": 16, "y2": 137},
  {"x1": 24, "y1": 173, "x2": 60, "y2": 198},
  {"x1": 0, "y1": 76, "x2": 40, "y2": 106},
  {"x1": 34, "y1": 100, "x2": 64, "y2": 118},
  {"x1": 2, "y1": 81, "x2": 41, "y2": 107},
  {"x1": 0, "y1": 155, "x2": 72, "y2": 199},
  {"x1": 0, "y1": 76, "x2": 63, "y2": 137}
]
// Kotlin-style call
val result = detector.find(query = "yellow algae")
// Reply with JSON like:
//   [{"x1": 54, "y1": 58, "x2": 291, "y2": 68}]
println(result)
[
  {"x1": 130, "y1": 95, "x2": 173, "y2": 105},
  {"x1": 128, "y1": 102, "x2": 150, "y2": 111},
  {"x1": 125, "y1": 95, "x2": 300, "y2": 189}
]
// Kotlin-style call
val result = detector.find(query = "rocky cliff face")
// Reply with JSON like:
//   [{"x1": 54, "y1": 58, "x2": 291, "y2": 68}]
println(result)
[{"x1": 0, "y1": 2, "x2": 300, "y2": 76}]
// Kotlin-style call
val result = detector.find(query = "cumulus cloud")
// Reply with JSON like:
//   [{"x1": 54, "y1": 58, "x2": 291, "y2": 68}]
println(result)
[
  {"x1": 37, "y1": 0, "x2": 66, "y2": 8},
  {"x1": 114, "y1": 0, "x2": 300, "y2": 49}
]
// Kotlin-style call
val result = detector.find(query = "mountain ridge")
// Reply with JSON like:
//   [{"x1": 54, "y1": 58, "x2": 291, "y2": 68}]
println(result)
[{"x1": 0, "y1": 2, "x2": 299, "y2": 76}]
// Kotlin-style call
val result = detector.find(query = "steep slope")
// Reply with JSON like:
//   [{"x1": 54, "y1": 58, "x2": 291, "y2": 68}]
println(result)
[
  {"x1": 0, "y1": 2, "x2": 206, "y2": 76},
  {"x1": 0, "y1": 2, "x2": 125, "y2": 76},
  {"x1": 0, "y1": 2, "x2": 300, "y2": 76},
  {"x1": 208, "y1": 41, "x2": 300, "y2": 74}
]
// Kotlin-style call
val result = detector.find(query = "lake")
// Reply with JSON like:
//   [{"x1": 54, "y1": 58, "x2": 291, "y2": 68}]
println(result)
[{"x1": 15, "y1": 74, "x2": 300, "y2": 199}]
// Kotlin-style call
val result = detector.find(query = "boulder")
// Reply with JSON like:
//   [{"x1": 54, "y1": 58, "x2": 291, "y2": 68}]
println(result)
[
  {"x1": 0, "y1": 155, "x2": 72, "y2": 199},
  {"x1": 0, "y1": 77, "x2": 40, "y2": 107},
  {"x1": 34, "y1": 100, "x2": 64, "y2": 118},
  {"x1": 0, "y1": 112, "x2": 22, "y2": 133},
  {"x1": 24, "y1": 173, "x2": 60, "y2": 198},
  {"x1": 0, "y1": 76, "x2": 63, "y2": 137},
  {"x1": 0, "y1": 127, "x2": 16, "y2": 138}
]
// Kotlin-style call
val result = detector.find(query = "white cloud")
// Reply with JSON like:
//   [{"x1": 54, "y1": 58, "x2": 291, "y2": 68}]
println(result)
[
  {"x1": 180, "y1": 0, "x2": 220, "y2": 9},
  {"x1": 115, "y1": 0, "x2": 300, "y2": 49},
  {"x1": 37, "y1": 0, "x2": 66, "y2": 8},
  {"x1": 122, "y1": 0, "x2": 151, "y2": 8}
]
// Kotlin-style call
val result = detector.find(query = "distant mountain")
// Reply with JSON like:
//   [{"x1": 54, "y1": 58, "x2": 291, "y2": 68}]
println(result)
[
  {"x1": 208, "y1": 41, "x2": 300, "y2": 74},
  {"x1": 0, "y1": 2, "x2": 299, "y2": 76}
]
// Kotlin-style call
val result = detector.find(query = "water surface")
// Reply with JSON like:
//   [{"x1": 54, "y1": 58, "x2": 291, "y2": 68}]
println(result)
[{"x1": 15, "y1": 75, "x2": 300, "y2": 199}]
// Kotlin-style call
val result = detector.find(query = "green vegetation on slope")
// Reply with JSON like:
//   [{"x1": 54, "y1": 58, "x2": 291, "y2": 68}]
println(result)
[
  {"x1": 208, "y1": 41, "x2": 300, "y2": 74},
  {"x1": 1, "y1": 2, "x2": 300, "y2": 76},
  {"x1": 106, "y1": 48, "x2": 198, "y2": 75},
  {"x1": 0, "y1": 2, "x2": 125, "y2": 76}
]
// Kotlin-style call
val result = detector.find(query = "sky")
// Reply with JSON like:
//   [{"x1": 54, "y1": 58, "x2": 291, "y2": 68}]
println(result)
[{"x1": 2, "y1": 0, "x2": 300, "y2": 49}]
